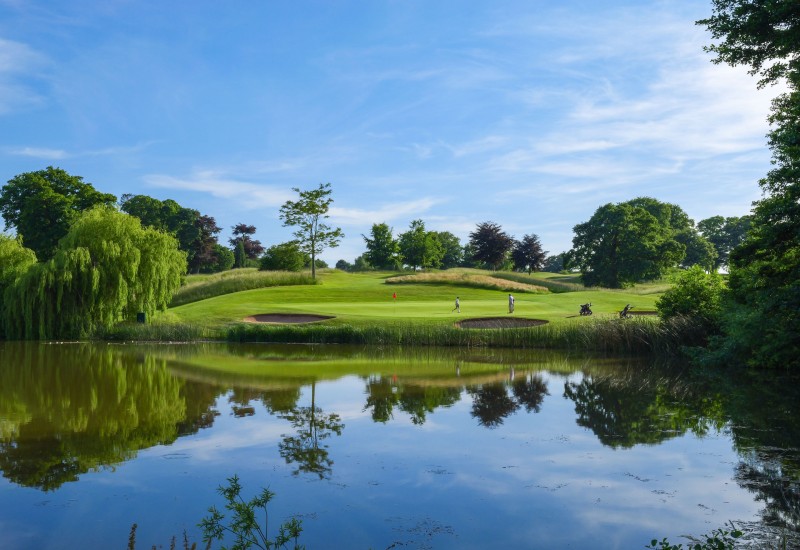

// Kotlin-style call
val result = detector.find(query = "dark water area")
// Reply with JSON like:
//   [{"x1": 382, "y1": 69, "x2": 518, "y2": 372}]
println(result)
[{"x1": 0, "y1": 341, "x2": 798, "y2": 549}]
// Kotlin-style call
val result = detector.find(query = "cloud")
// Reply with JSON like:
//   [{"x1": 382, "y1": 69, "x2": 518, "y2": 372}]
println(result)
[
  {"x1": 0, "y1": 37, "x2": 48, "y2": 114},
  {"x1": 7, "y1": 146, "x2": 67, "y2": 159},
  {"x1": 329, "y1": 197, "x2": 442, "y2": 226},
  {"x1": 143, "y1": 170, "x2": 295, "y2": 209}
]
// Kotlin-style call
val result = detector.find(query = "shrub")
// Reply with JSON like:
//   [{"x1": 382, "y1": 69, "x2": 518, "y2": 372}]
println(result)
[{"x1": 656, "y1": 266, "x2": 724, "y2": 330}]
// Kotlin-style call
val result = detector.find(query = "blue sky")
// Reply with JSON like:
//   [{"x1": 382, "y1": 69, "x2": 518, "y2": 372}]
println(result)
[{"x1": 0, "y1": 0, "x2": 781, "y2": 264}]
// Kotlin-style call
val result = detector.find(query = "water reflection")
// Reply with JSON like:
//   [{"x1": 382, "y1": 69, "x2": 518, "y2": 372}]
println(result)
[{"x1": 1, "y1": 341, "x2": 799, "y2": 544}]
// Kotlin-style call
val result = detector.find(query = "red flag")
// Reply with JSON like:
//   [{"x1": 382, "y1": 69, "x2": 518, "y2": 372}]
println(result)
[{"x1": 392, "y1": 292, "x2": 397, "y2": 299}]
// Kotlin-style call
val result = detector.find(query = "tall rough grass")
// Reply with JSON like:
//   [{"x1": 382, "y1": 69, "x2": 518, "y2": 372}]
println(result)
[
  {"x1": 97, "y1": 321, "x2": 213, "y2": 341},
  {"x1": 170, "y1": 269, "x2": 316, "y2": 307},
  {"x1": 491, "y1": 272, "x2": 584, "y2": 293},
  {"x1": 386, "y1": 272, "x2": 548, "y2": 294},
  {"x1": 226, "y1": 316, "x2": 706, "y2": 355}
]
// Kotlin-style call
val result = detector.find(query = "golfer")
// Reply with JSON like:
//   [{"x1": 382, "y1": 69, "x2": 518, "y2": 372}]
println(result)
[
  {"x1": 508, "y1": 293, "x2": 515, "y2": 314},
  {"x1": 453, "y1": 296, "x2": 460, "y2": 313}
]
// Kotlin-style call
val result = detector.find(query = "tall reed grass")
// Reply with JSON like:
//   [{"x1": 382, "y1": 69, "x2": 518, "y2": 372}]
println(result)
[
  {"x1": 97, "y1": 321, "x2": 213, "y2": 341},
  {"x1": 226, "y1": 315, "x2": 706, "y2": 356},
  {"x1": 490, "y1": 272, "x2": 584, "y2": 293},
  {"x1": 170, "y1": 269, "x2": 316, "y2": 307},
  {"x1": 386, "y1": 272, "x2": 548, "y2": 294}
]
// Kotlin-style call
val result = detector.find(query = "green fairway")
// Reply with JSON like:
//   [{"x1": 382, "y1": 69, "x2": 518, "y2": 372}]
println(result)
[{"x1": 166, "y1": 269, "x2": 662, "y2": 330}]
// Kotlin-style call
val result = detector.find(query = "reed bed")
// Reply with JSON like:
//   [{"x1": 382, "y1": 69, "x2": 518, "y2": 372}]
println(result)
[
  {"x1": 490, "y1": 272, "x2": 584, "y2": 293},
  {"x1": 98, "y1": 321, "x2": 213, "y2": 342},
  {"x1": 225, "y1": 315, "x2": 706, "y2": 356},
  {"x1": 171, "y1": 269, "x2": 316, "y2": 307},
  {"x1": 385, "y1": 272, "x2": 548, "y2": 294}
]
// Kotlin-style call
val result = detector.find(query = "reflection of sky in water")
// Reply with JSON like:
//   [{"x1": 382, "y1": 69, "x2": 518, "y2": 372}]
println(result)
[{"x1": 0, "y1": 365, "x2": 773, "y2": 549}]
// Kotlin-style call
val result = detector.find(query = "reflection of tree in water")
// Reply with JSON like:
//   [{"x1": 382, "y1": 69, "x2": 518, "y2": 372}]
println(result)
[
  {"x1": 562, "y1": 371, "x2": 720, "y2": 448},
  {"x1": 0, "y1": 343, "x2": 219, "y2": 491},
  {"x1": 716, "y1": 370, "x2": 800, "y2": 534},
  {"x1": 362, "y1": 375, "x2": 463, "y2": 425},
  {"x1": 278, "y1": 381, "x2": 344, "y2": 480},
  {"x1": 468, "y1": 373, "x2": 550, "y2": 428}
]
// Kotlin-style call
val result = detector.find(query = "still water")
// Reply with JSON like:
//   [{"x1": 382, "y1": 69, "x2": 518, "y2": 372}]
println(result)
[{"x1": 0, "y1": 341, "x2": 798, "y2": 549}]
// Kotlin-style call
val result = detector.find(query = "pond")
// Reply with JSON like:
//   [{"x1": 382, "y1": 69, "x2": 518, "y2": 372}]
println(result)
[{"x1": 0, "y1": 341, "x2": 798, "y2": 549}]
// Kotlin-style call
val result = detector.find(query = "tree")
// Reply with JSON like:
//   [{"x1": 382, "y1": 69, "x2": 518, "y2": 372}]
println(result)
[
  {"x1": 542, "y1": 253, "x2": 566, "y2": 273},
  {"x1": 469, "y1": 222, "x2": 513, "y2": 270},
  {"x1": 1, "y1": 206, "x2": 185, "y2": 339},
  {"x1": 433, "y1": 231, "x2": 463, "y2": 269},
  {"x1": 676, "y1": 229, "x2": 717, "y2": 271},
  {"x1": 697, "y1": 215, "x2": 752, "y2": 269},
  {"x1": 569, "y1": 201, "x2": 685, "y2": 288},
  {"x1": 279, "y1": 183, "x2": 343, "y2": 279},
  {"x1": 698, "y1": 0, "x2": 800, "y2": 368},
  {"x1": 511, "y1": 234, "x2": 548, "y2": 274},
  {"x1": 233, "y1": 239, "x2": 246, "y2": 269},
  {"x1": 363, "y1": 223, "x2": 399, "y2": 270},
  {"x1": 0, "y1": 167, "x2": 116, "y2": 261},
  {"x1": 228, "y1": 223, "x2": 264, "y2": 260},
  {"x1": 260, "y1": 242, "x2": 305, "y2": 271},
  {"x1": 656, "y1": 265, "x2": 725, "y2": 332},
  {"x1": 120, "y1": 194, "x2": 223, "y2": 274},
  {"x1": 207, "y1": 244, "x2": 234, "y2": 273},
  {"x1": 335, "y1": 259, "x2": 353, "y2": 271},
  {"x1": 397, "y1": 219, "x2": 443, "y2": 270}
]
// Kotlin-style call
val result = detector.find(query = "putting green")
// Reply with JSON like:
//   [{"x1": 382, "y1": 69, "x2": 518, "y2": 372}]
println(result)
[{"x1": 165, "y1": 270, "x2": 662, "y2": 330}]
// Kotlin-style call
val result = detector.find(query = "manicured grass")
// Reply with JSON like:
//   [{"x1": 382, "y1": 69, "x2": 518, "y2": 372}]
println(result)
[{"x1": 165, "y1": 269, "x2": 661, "y2": 331}]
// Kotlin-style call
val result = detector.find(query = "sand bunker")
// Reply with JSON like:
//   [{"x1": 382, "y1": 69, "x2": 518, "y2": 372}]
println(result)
[
  {"x1": 243, "y1": 313, "x2": 334, "y2": 324},
  {"x1": 457, "y1": 317, "x2": 548, "y2": 329}
]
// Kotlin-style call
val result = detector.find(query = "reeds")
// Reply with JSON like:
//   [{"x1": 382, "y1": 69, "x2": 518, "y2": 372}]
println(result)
[
  {"x1": 490, "y1": 272, "x2": 584, "y2": 293},
  {"x1": 386, "y1": 272, "x2": 548, "y2": 294},
  {"x1": 170, "y1": 269, "x2": 316, "y2": 307},
  {"x1": 97, "y1": 321, "x2": 212, "y2": 342},
  {"x1": 225, "y1": 315, "x2": 707, "y2": 356}
]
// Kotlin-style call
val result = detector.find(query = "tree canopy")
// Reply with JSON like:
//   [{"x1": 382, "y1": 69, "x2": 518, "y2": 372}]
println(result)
[
  {"x1": 397, "y1": 219, "x2": 443, "y2": 270},
  {"x1": 469, "y1": 221, "x2": 513, "y2": 271},
  {"x1": 698, "y1": 0, "x2": 800, "y2": 368},
  {"x1": 511, "y1": 234, "x2": 547, "y2": 274},
  {"x1": 0, "y1": 167, "x2": 116, "y2": 261},
  {"x1": 120, "y1": 194, "x2": 224, "y2": 274},
  {"x1": 569, "y1": 200, "x2": 685, "y2": 288},
  {"x1": 1, "y1": 207, "x2": 186, "y2": 340},
  {"x1": 279, "y1": 183, "x2": 343, "y2": 279},
  {"x1": 363, "y1": 223, "x2": 399, "y2": 270},
  {"x1": 229, "y1": 223, "x2": 265, "y2": 260}
]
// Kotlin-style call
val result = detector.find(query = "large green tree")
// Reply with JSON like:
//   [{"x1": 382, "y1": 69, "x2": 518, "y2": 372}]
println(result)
[
  {"x1": 469, "y1": 221, "x2": 513, "y2": 271},
  {"x1": 568, "y1": 201, "x2": 685, "y2": 288},
  {"x1": 1, "y1": 207, "x2": 186, "y2": 339},
  {"x1": 698, "y1": 0, "x2": 800, "y2": 368},
  {"x1": 511, "y1": 234, "x2": 548, "y2": 274},
  {"x1": 279, "y1": 183, "x2": 343, "y2": 279},
  {"x1": 260, "y1": 241, "x2": 306, "y2": 272},
  {"x1": 697, "y1": 215, "x2": 752, "y2": 269},
  {"x1": 0, "y1": 167, "x2": 116, "y2": 261},
  {"x1": 120, "y1": 194, "x2": 223, "y2": 274},
  {"x1": 363, "y1": 222, "x2": 399, "y2": 270},
  {"x1": 433, "y1": 231, "x2": 463, "y2": 269},
  {"x1": 397, "y1": 219, "x2": 443, "y2": 270}
]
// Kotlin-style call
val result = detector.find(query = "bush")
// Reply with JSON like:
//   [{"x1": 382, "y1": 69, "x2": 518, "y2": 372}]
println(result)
[
  {"x1": 260, "y1": 242, "x2": 305, "y2": 272},
  {"x1": 656, "y1": 266, "x2": 724, "y2": 329}
]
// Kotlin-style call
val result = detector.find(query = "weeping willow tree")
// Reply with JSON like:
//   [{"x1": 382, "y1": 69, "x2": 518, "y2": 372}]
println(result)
[
  {"x1": 1, "y1": 206, "x2": 186, "y2": 340},
  {"x1": 0, "y1": 235, "x2": 37, "y2": 339}
]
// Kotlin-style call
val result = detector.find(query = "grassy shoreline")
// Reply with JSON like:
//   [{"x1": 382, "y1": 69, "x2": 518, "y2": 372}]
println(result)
[
  {"x1": 98, "y1": 269, "x2": 696, "y2": 356},
  {"x1": 101, "y1": 315, "x2": 705, "y2": 357}
]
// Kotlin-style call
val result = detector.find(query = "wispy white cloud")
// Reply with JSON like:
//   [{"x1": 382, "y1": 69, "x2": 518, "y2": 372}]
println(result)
[
  {"x1": 143, "y1": 170, "x2": 295, "y2": 209},
  {"x1": 329, "y1": 197, "x2": 442, "y2": 226},
  {"x1": 7, "y1": 146, "x2": 67, "y2": 159},
  {"x1": 0, "y1": 37, "x2": 47, "y2": 114}
]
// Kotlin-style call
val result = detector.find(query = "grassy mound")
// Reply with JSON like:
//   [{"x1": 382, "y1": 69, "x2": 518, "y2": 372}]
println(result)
[
  {"x1": 171, "y1": 268, "x2": 316, "y2": 307},
  {"x1": 386, "y1": 271, "x2": 549, "y2": 294}
]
